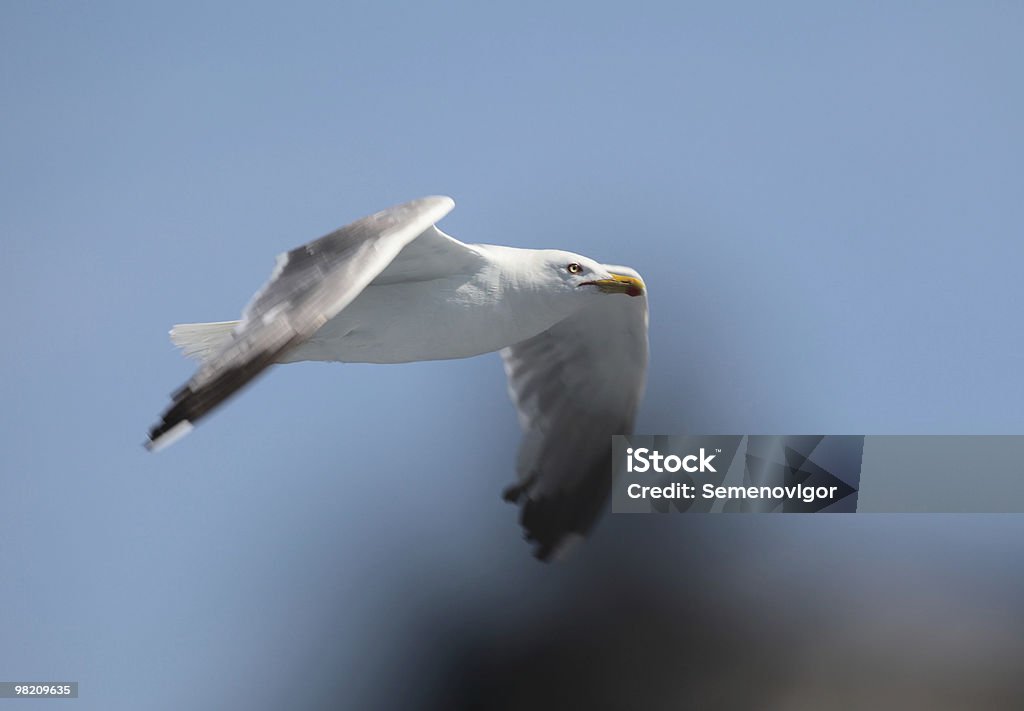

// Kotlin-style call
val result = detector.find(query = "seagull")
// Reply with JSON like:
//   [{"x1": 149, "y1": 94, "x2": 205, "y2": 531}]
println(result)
[{"x1": 147, "y1": 196, "x2": 648, "y2": 560}]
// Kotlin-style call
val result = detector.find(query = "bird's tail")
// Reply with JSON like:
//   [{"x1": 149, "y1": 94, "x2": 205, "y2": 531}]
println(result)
[{"x1": 169, "y1": 320, "x2": 240, "y2": 361}]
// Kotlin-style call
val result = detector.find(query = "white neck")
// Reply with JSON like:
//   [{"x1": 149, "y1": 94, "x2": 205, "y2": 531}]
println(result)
[{"x1": 474, "y1": 244, "x2": 585, "y2": 342}]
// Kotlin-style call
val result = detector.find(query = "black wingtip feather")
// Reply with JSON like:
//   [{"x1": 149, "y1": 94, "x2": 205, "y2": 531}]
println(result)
[{"x1": 514, "y1": 470, "x2": 612, "y2": 562}]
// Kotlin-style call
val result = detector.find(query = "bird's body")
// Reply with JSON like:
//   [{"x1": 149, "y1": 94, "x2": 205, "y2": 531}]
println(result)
[
  {"x1": 148, "y1": 197, "x2": 648, "y2": 560},
  {"x1": 281, "y1": 245, "x2": 590, "y2": 365}
]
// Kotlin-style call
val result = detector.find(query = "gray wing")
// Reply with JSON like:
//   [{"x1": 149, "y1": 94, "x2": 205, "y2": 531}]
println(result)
[
  {"x1": 146, "y1": 196, "x2": 454, "y2": 450},
  {"x1": 500, "y1": 265, "x2": 649, "y2": 560}
]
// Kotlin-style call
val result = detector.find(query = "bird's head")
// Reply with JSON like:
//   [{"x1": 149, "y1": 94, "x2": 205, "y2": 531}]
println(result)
[{"x1": 542, "y1": 251, "x2": 646, "y2": 298}]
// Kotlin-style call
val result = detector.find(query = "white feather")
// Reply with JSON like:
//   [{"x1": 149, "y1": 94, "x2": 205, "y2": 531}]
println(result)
[{"x1": 169, "y1": 320, "x2": 239, "y2": 361}]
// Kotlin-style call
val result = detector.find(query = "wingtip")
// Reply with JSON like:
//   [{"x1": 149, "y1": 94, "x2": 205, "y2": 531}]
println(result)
[
  {"x1": 417, "y1": 195, "x2": 456, "y2": 217},
  {"x1": 424, "y1": 194, "x2": 455, "y2": 207},
  {"x1": 532, "y1": 533, "x2": 585, "y2": 563},
  {"x1": 145, "y1": 420, "x2": 194, "y2": 453}
]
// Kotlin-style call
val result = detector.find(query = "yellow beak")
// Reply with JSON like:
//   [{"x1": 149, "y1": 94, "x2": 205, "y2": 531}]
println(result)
[{"x1": 581, "y1": 273, "x2": 646, "y2": 297}]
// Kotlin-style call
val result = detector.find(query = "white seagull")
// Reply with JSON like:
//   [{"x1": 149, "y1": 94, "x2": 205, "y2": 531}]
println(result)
[{"x1": 147, "y1": 197, "x2": 648, "y2": 559}]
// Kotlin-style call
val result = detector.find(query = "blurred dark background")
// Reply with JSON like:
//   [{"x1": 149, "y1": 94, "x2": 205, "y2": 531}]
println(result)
[{"x1": 3, "y1": 2, "x2": 1023, "y2": 709}]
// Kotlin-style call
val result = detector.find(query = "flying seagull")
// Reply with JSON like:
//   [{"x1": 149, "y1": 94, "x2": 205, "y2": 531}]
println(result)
[{"x1": 147, "y1": 196, "x2": 648, "y2": 560}]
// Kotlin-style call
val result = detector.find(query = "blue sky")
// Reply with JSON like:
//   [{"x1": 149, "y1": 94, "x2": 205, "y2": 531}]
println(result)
[{"x1": 3, "y1": 2, "x2": 1024, "y2": 709}]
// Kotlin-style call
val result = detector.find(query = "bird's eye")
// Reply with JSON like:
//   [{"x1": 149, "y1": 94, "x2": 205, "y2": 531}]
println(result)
[{"x1": 566, "y1": 263, "x2": 582, "y2": 274}]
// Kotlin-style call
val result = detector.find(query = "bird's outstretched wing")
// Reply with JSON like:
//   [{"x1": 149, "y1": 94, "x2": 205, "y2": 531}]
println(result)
[
  {"x1": 146, "y1": 196, "x2": 455, "y2": 451},
  {"x1": 370, "y1": 224, "x2": 484, "y2": 285},
  {"x1": 500, "y1": 265, "x2": 649, "y2": 560}
]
